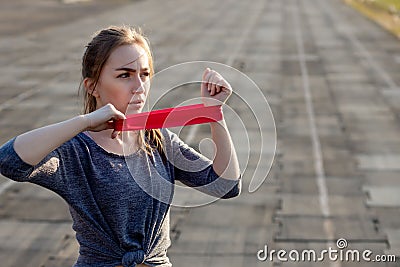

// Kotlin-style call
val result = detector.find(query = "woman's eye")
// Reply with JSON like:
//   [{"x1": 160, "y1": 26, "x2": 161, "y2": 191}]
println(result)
[
  {"x1": 141, "y1": 72, "x2": 150, "y2": 78},
  {"x1": 117, "y1": 73, "x2": 130, "y2": 78}
]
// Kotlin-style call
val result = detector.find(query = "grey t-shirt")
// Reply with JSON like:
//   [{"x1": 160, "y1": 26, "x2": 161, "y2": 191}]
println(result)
[{"x1": 0, "y1": 129, "x2": 241, "y2": 267}]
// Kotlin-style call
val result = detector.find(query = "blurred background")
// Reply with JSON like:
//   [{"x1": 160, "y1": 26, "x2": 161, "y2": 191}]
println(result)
[{"x1": 0, "y1": 0, "x2": 399, "y2": 266}]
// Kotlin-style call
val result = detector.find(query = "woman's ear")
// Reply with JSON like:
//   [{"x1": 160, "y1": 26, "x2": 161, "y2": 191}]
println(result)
[{"x1": 83, "y1": 78, "x2": 99, "y2": 98}]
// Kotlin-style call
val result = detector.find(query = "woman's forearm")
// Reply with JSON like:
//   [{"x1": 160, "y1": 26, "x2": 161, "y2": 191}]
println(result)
[
  {"x1": 14, "y1": 115, "x2": 89, "y2": 166},
  {"x1": 13, "y1": 103, "x2": 126, "y2": 166},
  {"x1": 210, "y1": 119, "x2": 241, "y2": 180}
]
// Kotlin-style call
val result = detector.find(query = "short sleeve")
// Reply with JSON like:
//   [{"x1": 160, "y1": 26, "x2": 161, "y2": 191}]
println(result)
[
  {"x1": 161, "y1": 129, "x2": 241, "y2": 199},
  {"x1": 0, "y1": 138, "x2": 35, "y2": 181},
  {"x1": 0, "y1": 137, "x2": 78, "y2": 199}
]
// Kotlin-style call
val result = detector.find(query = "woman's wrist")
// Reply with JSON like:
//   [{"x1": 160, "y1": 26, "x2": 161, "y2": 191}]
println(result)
[{"x1": 79, "y1": 114, "x2": 91, "y2": 132}]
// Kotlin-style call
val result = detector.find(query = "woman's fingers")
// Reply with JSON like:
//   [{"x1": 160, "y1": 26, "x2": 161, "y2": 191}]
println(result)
[
  {"x1": 109, "y1": 104, "x2": 126, "y2": 120},
  {"x1": 202, "y1": 68, "x2": 211, "y2": 92},
  {"x1": 202, "y1": 68, "x2": 215, "y2": 94},
  {"x1": 211, "y1": 75, "x2": 219, "y2": 96},
  {"x1": 108, "y1": 106, "x2": 126, "y2": 138},
  {"x1": 111, "y1": 130, "x2": 120, "y2": 139},
  {"x1": 203, "y1": 69, "x2": 222, "y2": 96},
  {"x1": 201, "y1": 67, "x2": 233, "y2": 106},
  {"x1": 85, "y1": 103, "x2": 127, "y2": 133}
]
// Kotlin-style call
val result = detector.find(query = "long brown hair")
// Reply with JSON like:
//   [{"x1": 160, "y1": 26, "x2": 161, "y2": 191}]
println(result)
[{"x1": 80, "y1": 25, "x2": 163, "y2": 155}]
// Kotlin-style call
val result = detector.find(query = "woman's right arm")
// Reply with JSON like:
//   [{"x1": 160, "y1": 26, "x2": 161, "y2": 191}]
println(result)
[{"x1": 13, "y1": 103, "x2": 125, "y2": 166}]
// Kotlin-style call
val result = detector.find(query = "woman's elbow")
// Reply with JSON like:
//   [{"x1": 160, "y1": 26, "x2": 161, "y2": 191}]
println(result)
[{"x1": 221, "y1": 179, "x2": 242, "y2": 199}]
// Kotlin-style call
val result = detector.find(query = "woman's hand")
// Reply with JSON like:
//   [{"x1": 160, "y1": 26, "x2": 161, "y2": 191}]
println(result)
[
  {"x1": 83, "y1": 103, "x2": 126, "y2": 138},
  {"x1": 201, "y1": 68, "x2": 232, "y2": 106}
]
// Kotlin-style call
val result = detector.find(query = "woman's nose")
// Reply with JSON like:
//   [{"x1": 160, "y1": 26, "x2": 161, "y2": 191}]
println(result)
[{"x1": 131, "y1": 75, "x2": 145, "y2": 94}]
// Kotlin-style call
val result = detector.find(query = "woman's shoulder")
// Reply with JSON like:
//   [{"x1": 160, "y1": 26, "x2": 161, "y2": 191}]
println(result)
[
  {"x1": 160, "y1": 128, "x2": 172, "y2": 138},
  {"x1": 159, "y1": 128, "x2": 182, "y2": 144}
]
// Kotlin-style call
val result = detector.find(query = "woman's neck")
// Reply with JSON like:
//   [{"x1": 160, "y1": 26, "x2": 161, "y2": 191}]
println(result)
[{"x1": 87, "y1": 129, "x2": 140, "y2": 155}]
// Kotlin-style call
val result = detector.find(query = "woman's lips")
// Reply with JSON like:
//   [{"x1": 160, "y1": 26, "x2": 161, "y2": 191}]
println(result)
[
  {"x1": 129, "y1": 99, "x2": 144, "y2": 104},
  {"x1": 128, "y1": 100, "x2": 144, "y2": 109}
]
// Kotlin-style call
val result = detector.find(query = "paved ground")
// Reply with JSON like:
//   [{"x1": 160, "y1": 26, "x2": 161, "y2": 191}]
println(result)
[{"x1": 0, "y1": 0, "x2": 399, "y2": 266}]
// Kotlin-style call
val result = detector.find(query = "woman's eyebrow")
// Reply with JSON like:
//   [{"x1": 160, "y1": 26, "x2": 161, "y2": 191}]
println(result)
[
  {"x1": 114, "y1": 67, "x2": 149, "y2": 72},
  {"x1": 114, "y1": 67, "x2": 136, "y2": 72}
]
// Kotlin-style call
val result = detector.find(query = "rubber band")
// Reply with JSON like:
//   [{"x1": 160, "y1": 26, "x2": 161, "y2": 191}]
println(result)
[{"x1": 114, "y1": 104, "x2": 223, "y2": 131}]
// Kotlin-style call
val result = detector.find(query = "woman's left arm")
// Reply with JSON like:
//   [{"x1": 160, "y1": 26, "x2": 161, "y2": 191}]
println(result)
[
  {"x1": 202, "y1": 68, "x2": 241, "y2": 180},
  {"x1": 209, "y1": 119, "x2": 240, "y2": 180}
]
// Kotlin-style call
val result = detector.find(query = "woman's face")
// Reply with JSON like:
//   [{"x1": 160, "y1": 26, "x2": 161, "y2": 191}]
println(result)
[{"x1": 89, "y1": 44, "x2": 150, "y2": 115}]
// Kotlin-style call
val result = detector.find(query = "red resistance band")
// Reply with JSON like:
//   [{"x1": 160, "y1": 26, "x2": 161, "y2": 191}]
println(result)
[{"x1": 114, "y1": 104, "x2": 223, "y2": 131}]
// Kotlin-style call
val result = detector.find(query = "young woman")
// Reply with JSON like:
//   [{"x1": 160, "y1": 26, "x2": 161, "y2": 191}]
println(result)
[{"x1": 0, "y1": 25, "x2": 241, "y2": 267}]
